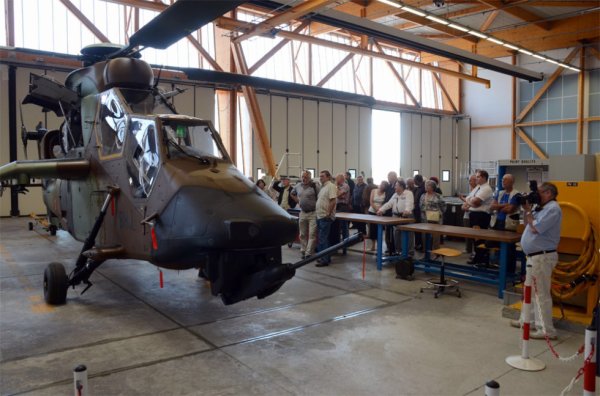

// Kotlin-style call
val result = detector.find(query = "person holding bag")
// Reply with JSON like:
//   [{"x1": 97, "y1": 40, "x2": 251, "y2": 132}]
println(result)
[{"x1": 419, "y1": 180, "x2": 446, "y2": 250}]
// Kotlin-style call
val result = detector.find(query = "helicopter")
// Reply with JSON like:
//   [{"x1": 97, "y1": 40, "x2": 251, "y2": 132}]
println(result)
[{"x1": 0, "y1": 0, "x2": 360, "y2": 306}]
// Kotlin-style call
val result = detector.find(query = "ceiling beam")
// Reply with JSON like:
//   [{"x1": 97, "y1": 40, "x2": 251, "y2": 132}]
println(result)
[
  {"x1": 479, "y1": 10, "x2": 499, "y2": 32},
  {"x1": 516, "y1": 47, "x2": 579, "y2": 122},
  {"x1": 248, "y1": 20, "x2": 310, "y2": 74},
  {"x1": 477, "y1": 0, "x2": 552, "y2": 31},
  {"x1": 60, "y1": 0, "x2": 110, "y2": 42},
  {"x1": 373, "y1": 40, "x2": 420, "y2": 107},
  {"x1": 231, "y1": 42, "x2": 277, "y2": 177},
  {"x1": 516, "y1": 127, "x2": 547, "y2": 159},
  {"x1": 317, "y1": 52, "x2": 355, "y2": 86},
  {"x1": 217, "y1": 16, "x2": 492, "y2": 86},
  {"x1": 421, "y1": 12, "x2": 599, "y2": 62},
  {"x1": 101, "y1": 0, "x2": 166, "y2": 12},
  {"x1": 234, "y1": 0, "x2": 339, "y2": 43}
]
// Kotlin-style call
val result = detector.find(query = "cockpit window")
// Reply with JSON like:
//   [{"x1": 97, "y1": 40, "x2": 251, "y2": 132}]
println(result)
[
  {"x1": 97, "y1": 90, "x2": 127, "y2": 157},
  {"x1": 163, "y1": 122, "x2": 225, "y2": 160},
  {"x1": 127, "y1": 117, "x2": 160, "y2": 198}
]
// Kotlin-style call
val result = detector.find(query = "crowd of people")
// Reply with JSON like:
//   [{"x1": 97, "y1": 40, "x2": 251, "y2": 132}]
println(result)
[
  {"x1": 255, "y1": 169, "x2": 562, "y2": 339},
  {"x1": 254, "y1": 170, "x2": 449, "y2": 267}
]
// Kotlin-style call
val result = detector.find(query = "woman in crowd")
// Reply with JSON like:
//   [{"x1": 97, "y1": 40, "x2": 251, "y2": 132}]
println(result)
[
  {"x1": 420, "y1": 180, "x2": 446, "y2": 250},
  {"x1": 367, "y1": 180, "x2": 389, "y2": 251}
]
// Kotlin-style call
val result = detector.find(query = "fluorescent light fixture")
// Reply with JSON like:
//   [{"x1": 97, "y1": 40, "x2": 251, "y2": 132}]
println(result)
[
  {"x1": 377, "y1": 0, "x2": 403, "y2": 8},
  {"x1": 403, "y1": 6, "x2": 426, "y2": 17},
  {"x1": 558, "y1": 63, "x2": 570, "y2": 68},
  {"x1": 568, "y1": 67, "x2": 580, "y2": 72},
  {"x1": 503, "y1": 43, "x2": 519, "y2": 50},
  {"x1": 518, "y1": 48, "x2": 533, "y2": 55},
  {"x1": 426, "y1": 15, "x2": 449, "y2": 25},
  {"x1": 486, "y1": 37, "x2": 504, "y2": 45},
  {"x1": 448, "y1": 23, "x2": 469, "y2": 32},
  {"x1": 532, "y1": 54, "x2": 546, "y2": 60},
  {"x1": 469, "y1": 30, "x2": 488, "y2": 39},
  {"x1": 547, "y1": 59, "x2": 559, "y2": 65}
]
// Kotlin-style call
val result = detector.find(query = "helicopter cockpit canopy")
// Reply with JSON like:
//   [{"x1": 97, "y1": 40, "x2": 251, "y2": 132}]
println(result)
[{"x1": 159, "y1": 116, "x2": 229, "y2": 162}]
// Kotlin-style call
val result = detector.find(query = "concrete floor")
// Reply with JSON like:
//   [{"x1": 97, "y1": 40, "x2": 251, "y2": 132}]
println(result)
[{"x1": 0, "y1": 217, "x2": 595, "y2": 395}]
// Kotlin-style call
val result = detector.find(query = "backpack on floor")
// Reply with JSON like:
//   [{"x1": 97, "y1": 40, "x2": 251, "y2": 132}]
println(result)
[{"x1": 395, "y1": 257, "x2": 414, "y2": 281}]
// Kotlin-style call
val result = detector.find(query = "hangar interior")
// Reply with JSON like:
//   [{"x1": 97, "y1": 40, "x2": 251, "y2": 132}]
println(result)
[{"x1": 0, "y1": 0, "x2": 599, "y2": 395}]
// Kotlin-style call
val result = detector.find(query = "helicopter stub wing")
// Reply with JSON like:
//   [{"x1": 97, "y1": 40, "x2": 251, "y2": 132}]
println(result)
[
  {"x1": 0, "y1": 159, "x2": 89, "y2": 185},
  {"x1": 22, "y1": 74, "x2": 79, "y2": 116},
  {"x1": 116, "y1": 0, "x2": 245, "y2": 57}
]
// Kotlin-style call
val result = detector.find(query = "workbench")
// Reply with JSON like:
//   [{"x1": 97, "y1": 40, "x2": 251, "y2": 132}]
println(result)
[
  {"x1": 334, "y1": 212, "x2": 413, "y2": 271},
  {"x1": 398, "y1": 223, "x2": 522, "y2": 298}
]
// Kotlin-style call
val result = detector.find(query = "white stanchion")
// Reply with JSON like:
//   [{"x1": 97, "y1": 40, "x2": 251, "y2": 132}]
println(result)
[
  {"x1": 506, "y1": 265, "x2": 546, "y2": 371},
  {"x1": 583, "y1": 326, "x2": 596, "y2": 396},
  {"x1": 73, "y1": 364, "x2": 88, "y2": 396},
  {"x1": 484, "y1": 380, "x2": 500, "y2": 396}
]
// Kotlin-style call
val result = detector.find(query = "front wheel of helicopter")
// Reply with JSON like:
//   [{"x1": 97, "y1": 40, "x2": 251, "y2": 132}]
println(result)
[{"x1": 43, "y1": 262, "x2": 68, "y2": 305}]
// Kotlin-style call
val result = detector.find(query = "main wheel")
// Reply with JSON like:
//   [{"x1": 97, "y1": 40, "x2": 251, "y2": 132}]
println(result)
[
  {"x1": 43, "y1": 262, "x2": 68, "y2": 305},
  {"x1": 28, "y1": 222, "x2": 34, "y2": 231},
  {"x1": 49, "y1": 225, "x2": 57, "y2": 236}
]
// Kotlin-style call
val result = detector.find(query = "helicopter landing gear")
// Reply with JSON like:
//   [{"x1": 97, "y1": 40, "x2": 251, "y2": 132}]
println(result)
[
  {"x1": 45, "y1": 188, "x2": 118, "y2": 304},
  {"x1": 43, "y1": 262, "x2": 68, "y2": 305}
]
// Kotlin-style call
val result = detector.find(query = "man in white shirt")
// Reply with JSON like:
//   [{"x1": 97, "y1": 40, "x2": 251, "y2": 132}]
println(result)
[
  {"x1": 377, "y1": 180, "x2": 414, "y2": 256},
  {"x1": 462, "y1": 169, "x2": 493, "y2": 265}
]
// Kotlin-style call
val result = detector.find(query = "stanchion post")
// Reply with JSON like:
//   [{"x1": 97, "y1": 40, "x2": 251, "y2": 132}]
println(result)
[
  {"x1": 73, "y1": 364, "x2": 88, "y2": 396},
  {"x1": 506, "y1": 265, "x2": 546, "y2": 371},
  {"x1": 484, "y1": 380, "x2": 500, "y2": 396},
  {"x1": 583, "y1": 326, "x2": 596, "y2": 396}
]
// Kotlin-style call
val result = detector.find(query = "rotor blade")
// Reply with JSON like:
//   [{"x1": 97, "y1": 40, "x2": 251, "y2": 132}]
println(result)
[{"x1": 129, "y1": 0, "x2": 245, "y2": 50}]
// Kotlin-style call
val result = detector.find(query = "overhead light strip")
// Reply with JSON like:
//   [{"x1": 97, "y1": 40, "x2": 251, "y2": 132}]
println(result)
[{"x1": 374, "y1": 0, "x2": 581, "y2": 72}]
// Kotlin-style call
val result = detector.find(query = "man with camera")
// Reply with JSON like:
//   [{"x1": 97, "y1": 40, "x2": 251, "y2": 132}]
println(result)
[{"x1": 511, "y1": 182, "x2": 562, "y2": 339}]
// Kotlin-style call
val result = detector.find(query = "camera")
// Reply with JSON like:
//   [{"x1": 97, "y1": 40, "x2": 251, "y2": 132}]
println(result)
[{"x1": 514, "y1": 180, "x2": 540, "y2": 206}]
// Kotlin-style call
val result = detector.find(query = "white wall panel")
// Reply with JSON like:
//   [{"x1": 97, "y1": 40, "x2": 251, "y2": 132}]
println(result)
[
  {"x1": 271, "y1": 96, "x2": 288, "y2": 175},
  {"x1": 287, "y1": 98, "x2": 303, "y2": 177},
  {"x1": 358, "y1": 107, "x2": 372, "y2": 178},
  {"x1": 430, "y1": 116, "x2": 441, "y2": 181},
  {"x1": 400, "y1": 113, "x2": 412, "y2": 178},
  {"x1": 318, "y1": 101, "x2": 333, "y2": 172},
  {"x1": 410, "y1": 114, "x2": 422, "y2": 175},
  {"x1": 253, "y1": 93, "x2": 271, "y2": 178},
  {"x1": 346, "y1": 105, "x2": 359, "y2": 175},
  {"x1": 440, "y1": 117, "x2": 453, "y2": 194},
  {"x1": 421, "y1": 115, "x2": 432, "y2": 178},
  {"x1": 172, "y1": 83, "x2": 194, "y2": 117},
  {"x1": 332, "y1": 103, "x2": 346, "y2": 175},
  {"x1": 194, "y1": 86, "x2": 215, "y2": 122},
  {"x1": 303, "y1": 100, "x2": 318, "y2": 173},
  {"x1": 0, "y1": 65, "x2": 9, "y2": 216}
]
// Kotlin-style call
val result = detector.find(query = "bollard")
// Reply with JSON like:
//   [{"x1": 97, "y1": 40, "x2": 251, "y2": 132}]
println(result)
[
  {"x1": 583, "y1": 326, "x2": 596, "y2": 396},
  {"x1": 484, "y1": 380, "x2": 500, "y2": 396},
  {"x1": 73, "y1": 364, "x2": 88, "y2": 396},
  {"x1": 505, "y1": 266, "x2": 546, "y2": 371}
]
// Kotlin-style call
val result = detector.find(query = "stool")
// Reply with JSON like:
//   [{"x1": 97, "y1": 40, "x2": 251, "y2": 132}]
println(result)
[{"x1": 420, "y1": 247, "x2": 462, "y2": 298}]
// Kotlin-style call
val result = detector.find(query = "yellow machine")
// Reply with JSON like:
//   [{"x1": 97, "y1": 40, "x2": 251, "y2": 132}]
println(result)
[{"x1": 552, "y1": 181, "x2": 600, "y2": 318}]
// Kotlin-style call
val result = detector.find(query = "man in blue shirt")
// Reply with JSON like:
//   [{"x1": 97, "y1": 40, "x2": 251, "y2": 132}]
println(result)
[{"x1": 513, "y1": 182, "x2": 562, "y2": 339}]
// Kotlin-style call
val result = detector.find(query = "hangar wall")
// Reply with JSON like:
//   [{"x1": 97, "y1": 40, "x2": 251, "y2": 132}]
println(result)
[{"x1": 252, "y1": 95, "x2": 372, "y2": 180}]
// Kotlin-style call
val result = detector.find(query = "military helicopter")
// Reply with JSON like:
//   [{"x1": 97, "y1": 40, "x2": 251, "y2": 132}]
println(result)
[{"x1": 0, "y1": 0, "x2": 361, "y2": 306}]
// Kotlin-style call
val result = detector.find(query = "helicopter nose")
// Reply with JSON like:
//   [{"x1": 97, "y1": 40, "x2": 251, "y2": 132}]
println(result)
[{"x1": 157, "y1": 185, "x2": 297, "y2": 250}]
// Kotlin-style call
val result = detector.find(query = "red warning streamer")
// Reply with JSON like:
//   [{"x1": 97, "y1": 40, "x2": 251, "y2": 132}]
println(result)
[
  {"x1": 159, "y1": 270, "x2": 164, "y2": 289},
  {"x1": 151, "y1": 226, "x2": 158, "y2": 250},
  {"x1": 362, "y1": 237, "x2": 366, "y2": 280}
]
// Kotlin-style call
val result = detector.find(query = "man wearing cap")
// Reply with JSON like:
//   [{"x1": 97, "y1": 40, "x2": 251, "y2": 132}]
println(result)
[
  {"x1": 511, "y1": 182, "x2": 562, "y2": 340},
  {"x1": 272, "y1": 176, "x2": 296, "y2": 211}
]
